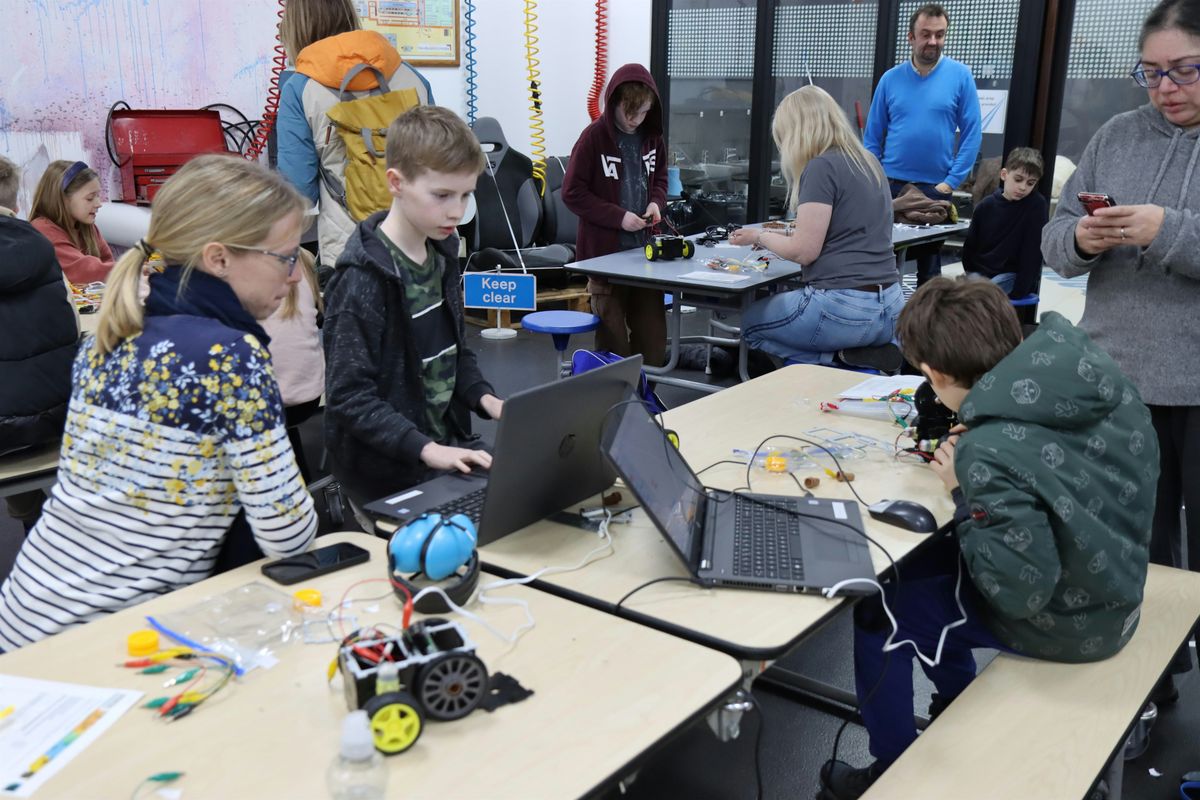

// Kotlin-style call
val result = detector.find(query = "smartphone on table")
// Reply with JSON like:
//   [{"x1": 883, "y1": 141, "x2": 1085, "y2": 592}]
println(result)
[
  {"x1": 260, "y1": 542, "x2": 371, "y2": 586},
  {"x1": 1078, "y1": 192, "x2": 1116, "y2": 215}
]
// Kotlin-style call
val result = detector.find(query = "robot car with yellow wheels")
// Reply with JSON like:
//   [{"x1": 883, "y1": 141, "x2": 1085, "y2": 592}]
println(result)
[
  {"x1": 337, "y1": 618, "x2": 489, "y2": 755},
  {"x1": 644, "y1": 235, "x2": 695, "y2": 261}
]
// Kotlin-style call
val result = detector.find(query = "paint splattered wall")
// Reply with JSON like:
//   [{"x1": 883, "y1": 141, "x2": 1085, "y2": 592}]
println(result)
[{"x1": 4, "y1": 1, "x2": 281, "y2": 197}]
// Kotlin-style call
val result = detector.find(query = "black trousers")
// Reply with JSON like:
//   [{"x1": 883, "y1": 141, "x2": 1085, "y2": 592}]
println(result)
[{"x1": 1149, "y1": 404, "x2": 1200, "y2": 674}]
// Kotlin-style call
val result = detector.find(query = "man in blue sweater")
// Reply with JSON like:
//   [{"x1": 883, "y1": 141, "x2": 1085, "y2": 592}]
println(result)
[{"x1": 865, "y1": 3, "x2": 982, "y2": 284}]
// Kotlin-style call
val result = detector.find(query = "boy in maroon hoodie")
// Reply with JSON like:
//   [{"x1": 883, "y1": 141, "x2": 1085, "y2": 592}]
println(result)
[{"x1": 563, "y1": 64, "x2": 669, "y2": 366}]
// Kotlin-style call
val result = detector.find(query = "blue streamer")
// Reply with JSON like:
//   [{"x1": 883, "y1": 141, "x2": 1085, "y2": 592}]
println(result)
[{"x1": 465, "y1": 0, "x2": 479, "y2": 125}]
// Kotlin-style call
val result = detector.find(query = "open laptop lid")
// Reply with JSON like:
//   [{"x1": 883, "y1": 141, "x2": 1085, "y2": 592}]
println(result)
[
  {"x1": 472, "y1": 354, "x2": 643, "y2": 545},
  {"x1": 600, "y1": 398, "x2": 707, "y2": 573}
]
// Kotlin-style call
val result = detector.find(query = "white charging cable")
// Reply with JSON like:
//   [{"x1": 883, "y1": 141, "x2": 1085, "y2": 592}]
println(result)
[
  {"x1": 407, "y1": 509, "x2": 619, "y2": 646},
  {"x1": 821, "y1": 557, "x2": 969, "y2": 669},
  {"x1": 410, "y1": 584, "x2": 535, "y2": 646},
  {"x1": 480, "y1": 508, "x2": 616, "y2": 592}
]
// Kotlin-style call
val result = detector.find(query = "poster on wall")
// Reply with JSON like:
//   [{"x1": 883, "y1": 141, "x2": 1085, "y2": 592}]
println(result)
[
  {"x1": 977, "y1": 89, "x2": 1009, "y2": 135},
  {"x1": 355, "y1": 0, "x2": 460, "y2": 67}
]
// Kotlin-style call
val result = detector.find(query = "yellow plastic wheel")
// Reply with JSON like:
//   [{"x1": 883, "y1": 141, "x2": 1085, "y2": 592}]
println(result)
[
  {"x1": 666, "y1": 430, "x2": 680, "y2": 448},
  {"x1": 682, "y1": 241, "x2": 695, "y2": 258},
  {"x1": 644, "y1": 243, "x2": 656, "y2": 261},
  {"x1": 364, "y1": 691, "x2": 423, "y2": 755}
]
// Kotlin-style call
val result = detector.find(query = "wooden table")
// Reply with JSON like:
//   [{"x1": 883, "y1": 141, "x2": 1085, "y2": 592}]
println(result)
[
  {"x1": 0, "y1": 533, "x2": 743, "y2": 800},
  {"x1": 480, "y1": 365, "x2": 950, "y2": 661}
]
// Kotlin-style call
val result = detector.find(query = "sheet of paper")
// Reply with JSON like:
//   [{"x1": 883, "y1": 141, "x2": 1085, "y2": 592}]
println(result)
[
  {"x1": 839, "y1": 374, "x2": 925, "y2": 400},
  {"x1": 676, "y1": 270, "x2": 753, "y2": 284},
  {"x1": 0, "y1": 676, "x2": 142, "y2": 797}
]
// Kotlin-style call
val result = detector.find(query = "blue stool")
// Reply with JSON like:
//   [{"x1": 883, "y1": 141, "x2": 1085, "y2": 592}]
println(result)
[
  {"x1": 1010, "y1": 293, "x2": 1040, "y2": 327},
  {"x1": 521, "y1": 310, "x2": 600, "y2": 378}
]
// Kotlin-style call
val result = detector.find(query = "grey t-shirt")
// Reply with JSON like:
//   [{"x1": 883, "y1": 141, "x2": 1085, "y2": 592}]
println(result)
[
  {"x1": 617, "y1": 131, "x2": 648, "y2": 250},
  {"x1": 796, "y1": 150, "x2": 898, "y2": 289}
]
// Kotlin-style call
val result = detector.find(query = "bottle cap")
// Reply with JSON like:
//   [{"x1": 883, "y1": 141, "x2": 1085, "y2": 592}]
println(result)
[
  {"x1": 293, "y1": 588, "x2": 322, "y2": 609},
  {"x1": 127, "y1": 629, "x2": 160, "y2": 656},
  {"x1": 340, "y1": 710, "x2": 376, "y2": 761}
]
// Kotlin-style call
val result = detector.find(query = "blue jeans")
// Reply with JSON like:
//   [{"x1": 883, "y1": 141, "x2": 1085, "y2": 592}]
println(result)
[
  {"x1": 890, "y1": 180, "x2": 950, "y2": 285},
  {"x1": 741, "y1": 284, "x2": 903, "y2": 364},
  {"x1": 853, "y1": 537, "x2": 1014, "y2": 767}
]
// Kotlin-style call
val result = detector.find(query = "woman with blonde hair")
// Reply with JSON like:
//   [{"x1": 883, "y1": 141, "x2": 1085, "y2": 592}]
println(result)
[
  {"x1": 0, "y1": 155, "x2": 317, "y2": 651},
  {"x1": 731, "y1": 86, "x2": 902, "y2": 365},
  {"x1": 275, "y1": 0, "x2": 431, "y2": 267},
  {"x1": 30, "y1": 160, "x2": 114, "y2": 284}
]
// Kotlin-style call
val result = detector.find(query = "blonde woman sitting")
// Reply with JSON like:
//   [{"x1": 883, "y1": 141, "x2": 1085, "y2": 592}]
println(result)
[{"x1": 731, "y1": 86, "x2": 902, "y2": 366}]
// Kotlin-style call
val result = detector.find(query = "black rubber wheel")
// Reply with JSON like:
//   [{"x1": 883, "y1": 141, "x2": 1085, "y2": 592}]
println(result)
[{"x1": 414, "y1": 652, "x2": 489, "y2": 721}]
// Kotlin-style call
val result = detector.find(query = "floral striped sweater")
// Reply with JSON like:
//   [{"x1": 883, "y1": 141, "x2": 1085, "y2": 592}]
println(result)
[{"x1": 0, "y1": 315, "x2": 316, "y2": 650}]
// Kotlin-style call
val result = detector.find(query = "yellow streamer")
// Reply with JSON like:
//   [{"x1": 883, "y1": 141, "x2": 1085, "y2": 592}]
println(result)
[{"x1": 524, "y1": 0, "x2": 547, "y2": 195}]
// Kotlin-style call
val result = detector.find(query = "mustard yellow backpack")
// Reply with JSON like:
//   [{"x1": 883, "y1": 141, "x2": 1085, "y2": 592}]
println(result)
[{"x1": 320, "y1": 64, "x2": 421, "y2": 221}]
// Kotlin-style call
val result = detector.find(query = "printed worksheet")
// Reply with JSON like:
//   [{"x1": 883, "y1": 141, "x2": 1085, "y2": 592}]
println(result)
[{"x1": 0, "y1": 676, "x2": 141, "y2": 797}]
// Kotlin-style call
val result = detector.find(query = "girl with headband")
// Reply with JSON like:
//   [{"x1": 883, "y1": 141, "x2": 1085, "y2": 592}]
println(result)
[{"x1": 30, "y1": 160, "x2": 114, "y2": 285}]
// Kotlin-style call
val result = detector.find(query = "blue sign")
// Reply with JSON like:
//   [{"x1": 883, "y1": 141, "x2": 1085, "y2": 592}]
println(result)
[{"x1": 463, "y1": 272, "x2": 537, "y2": 310}]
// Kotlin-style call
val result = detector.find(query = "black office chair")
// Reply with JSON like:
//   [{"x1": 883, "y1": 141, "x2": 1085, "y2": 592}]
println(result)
[
  {"x1": 540, "y1": 156, "x2": 578, "y2": 256},
  {"x1": 469, "y1": 118, "x2": 573, "y2": 288}
]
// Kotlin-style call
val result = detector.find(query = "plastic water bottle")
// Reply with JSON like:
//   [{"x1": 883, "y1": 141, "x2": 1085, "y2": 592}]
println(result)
[{"x1": 327, "y1": 710, "x2": 387, "y2": 800}]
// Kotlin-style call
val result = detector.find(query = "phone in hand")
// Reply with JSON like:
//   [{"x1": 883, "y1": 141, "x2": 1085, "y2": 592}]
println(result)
[
  {"x1": 260, "y1": 542, "x2": 370, "y2": 586},
  {"x1": 1078, "y1": 192, "x2": 1116, "y2": 215}
]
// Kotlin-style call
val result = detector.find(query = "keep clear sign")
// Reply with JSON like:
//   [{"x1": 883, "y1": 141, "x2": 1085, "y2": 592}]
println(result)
[{"x1": 463, "y1": 272, "x2": 538, "y2": 310}]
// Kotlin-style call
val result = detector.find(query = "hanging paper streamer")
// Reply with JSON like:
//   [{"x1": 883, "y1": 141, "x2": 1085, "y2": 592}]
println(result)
[
  {"x1": 586, "y1": 0, "x2": 609, "y2": 121},
  {"x1": 523, "y1": 0, "x2": 547, "y2": 195},
  {"x1": 464, "y1": 0, "x2": 479, "y2": 125}
]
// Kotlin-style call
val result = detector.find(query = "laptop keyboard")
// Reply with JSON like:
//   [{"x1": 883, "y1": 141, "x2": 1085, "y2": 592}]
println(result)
[
  {"x1": 732, "y1": 496, "x2": 804, "y2": 580},
  {"x1": 429, "y1": 487, "x2": 487, "y2": 524}
]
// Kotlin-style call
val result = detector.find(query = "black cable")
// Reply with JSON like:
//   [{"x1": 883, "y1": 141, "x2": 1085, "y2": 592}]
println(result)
[
  {"x1": 828, "y1": 650, "x2": 892, "y2": 773},
  {"x1": 613, "y1": 576, "x2": 703, "y2": 612},
  {"x1": 788, "y1": 470, "x2": 814, "y2": 498},
  {"x1": 695, "y1": 459, "x2": 745, "y2": 476},
  {"x1": 105, "y1": 100, "x2": 132, "y2": 167},
  {"x1": 754, "y1": 696, "x2": 766, "y2": 800},
  {"x1": 742, "y1": 433, "x2": 875, "y2": 508}
]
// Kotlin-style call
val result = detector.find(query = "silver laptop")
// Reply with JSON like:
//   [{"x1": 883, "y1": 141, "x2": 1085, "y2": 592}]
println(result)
[{"x1": 601, "y1": 399, "x2": 876, "y2": 594}]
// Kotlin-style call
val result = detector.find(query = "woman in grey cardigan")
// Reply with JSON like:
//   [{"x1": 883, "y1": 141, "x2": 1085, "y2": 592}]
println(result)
[{"x1": 1042, "y1": 0, "x2": 1200, "y2": 697}]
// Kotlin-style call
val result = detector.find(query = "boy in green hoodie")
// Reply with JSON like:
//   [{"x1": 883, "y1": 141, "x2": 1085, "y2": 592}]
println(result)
[{"x1": 820, "y1": 277, "x2": 1159, "y2": 800}]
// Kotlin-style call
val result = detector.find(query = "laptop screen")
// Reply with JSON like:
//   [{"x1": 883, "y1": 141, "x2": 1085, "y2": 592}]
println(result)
[{"x1": 603, "y1": 400, "x2": 706, "y2": 566}]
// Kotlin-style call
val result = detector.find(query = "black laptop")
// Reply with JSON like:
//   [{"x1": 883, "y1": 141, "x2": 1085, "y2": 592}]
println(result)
[
  {"x1": 364, "y1": 356, "x2": 643, "y2": 546},
  {"x1": 601, "y1": 399, "x2": 876, "y2": 594}
]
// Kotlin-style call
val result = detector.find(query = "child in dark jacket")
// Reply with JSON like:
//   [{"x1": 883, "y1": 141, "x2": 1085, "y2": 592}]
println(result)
[
  {"x1": 820, "y1": 277, "x2": 1158, "y2": 800},
  {"x1": 0, "y1": 155, "x2": 78, "y2": 530},
  {"x1": 961, "y1": 147, "x2": 1049, "y2": 298},
  {"x1": 563, "y1": 64, "x2": 669, "y2": 366},
  {"x1": 323, "y1": 106, "x2": 503, "y2": 513}
]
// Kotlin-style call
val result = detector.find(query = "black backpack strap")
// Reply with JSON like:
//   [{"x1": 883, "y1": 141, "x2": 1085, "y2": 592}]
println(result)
[{"x1": 338, "y1": 63, "x2": 392, "y2": 99}]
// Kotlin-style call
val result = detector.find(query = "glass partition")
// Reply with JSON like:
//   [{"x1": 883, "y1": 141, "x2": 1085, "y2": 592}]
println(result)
[
  {"x1": 666, "y1": 0, "x2": 757, "y2": 226},
  {"x1": 1055, "y1": 0, "x2": 1156, "y2": 167},
  {"x1": 893, "y1": 0, "x2": 1021, "y2": 167},
  {"x1": 770, "y1": 0, "x2": 879, "y2": 218}
]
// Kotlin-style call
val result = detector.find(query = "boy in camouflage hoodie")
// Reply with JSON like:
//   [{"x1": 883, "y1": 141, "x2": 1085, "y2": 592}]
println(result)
[{"x1": 820, "y1": 277, "x2": 1158, "y2": 800}]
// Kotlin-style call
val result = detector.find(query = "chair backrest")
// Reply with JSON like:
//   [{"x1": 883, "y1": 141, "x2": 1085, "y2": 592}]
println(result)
[
  {"x1": 471, "y1": 117, "x2": 542, "y2": 251},
  {"x1": 540, "y1": 156, "x2": 578, "y2": 246}
]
